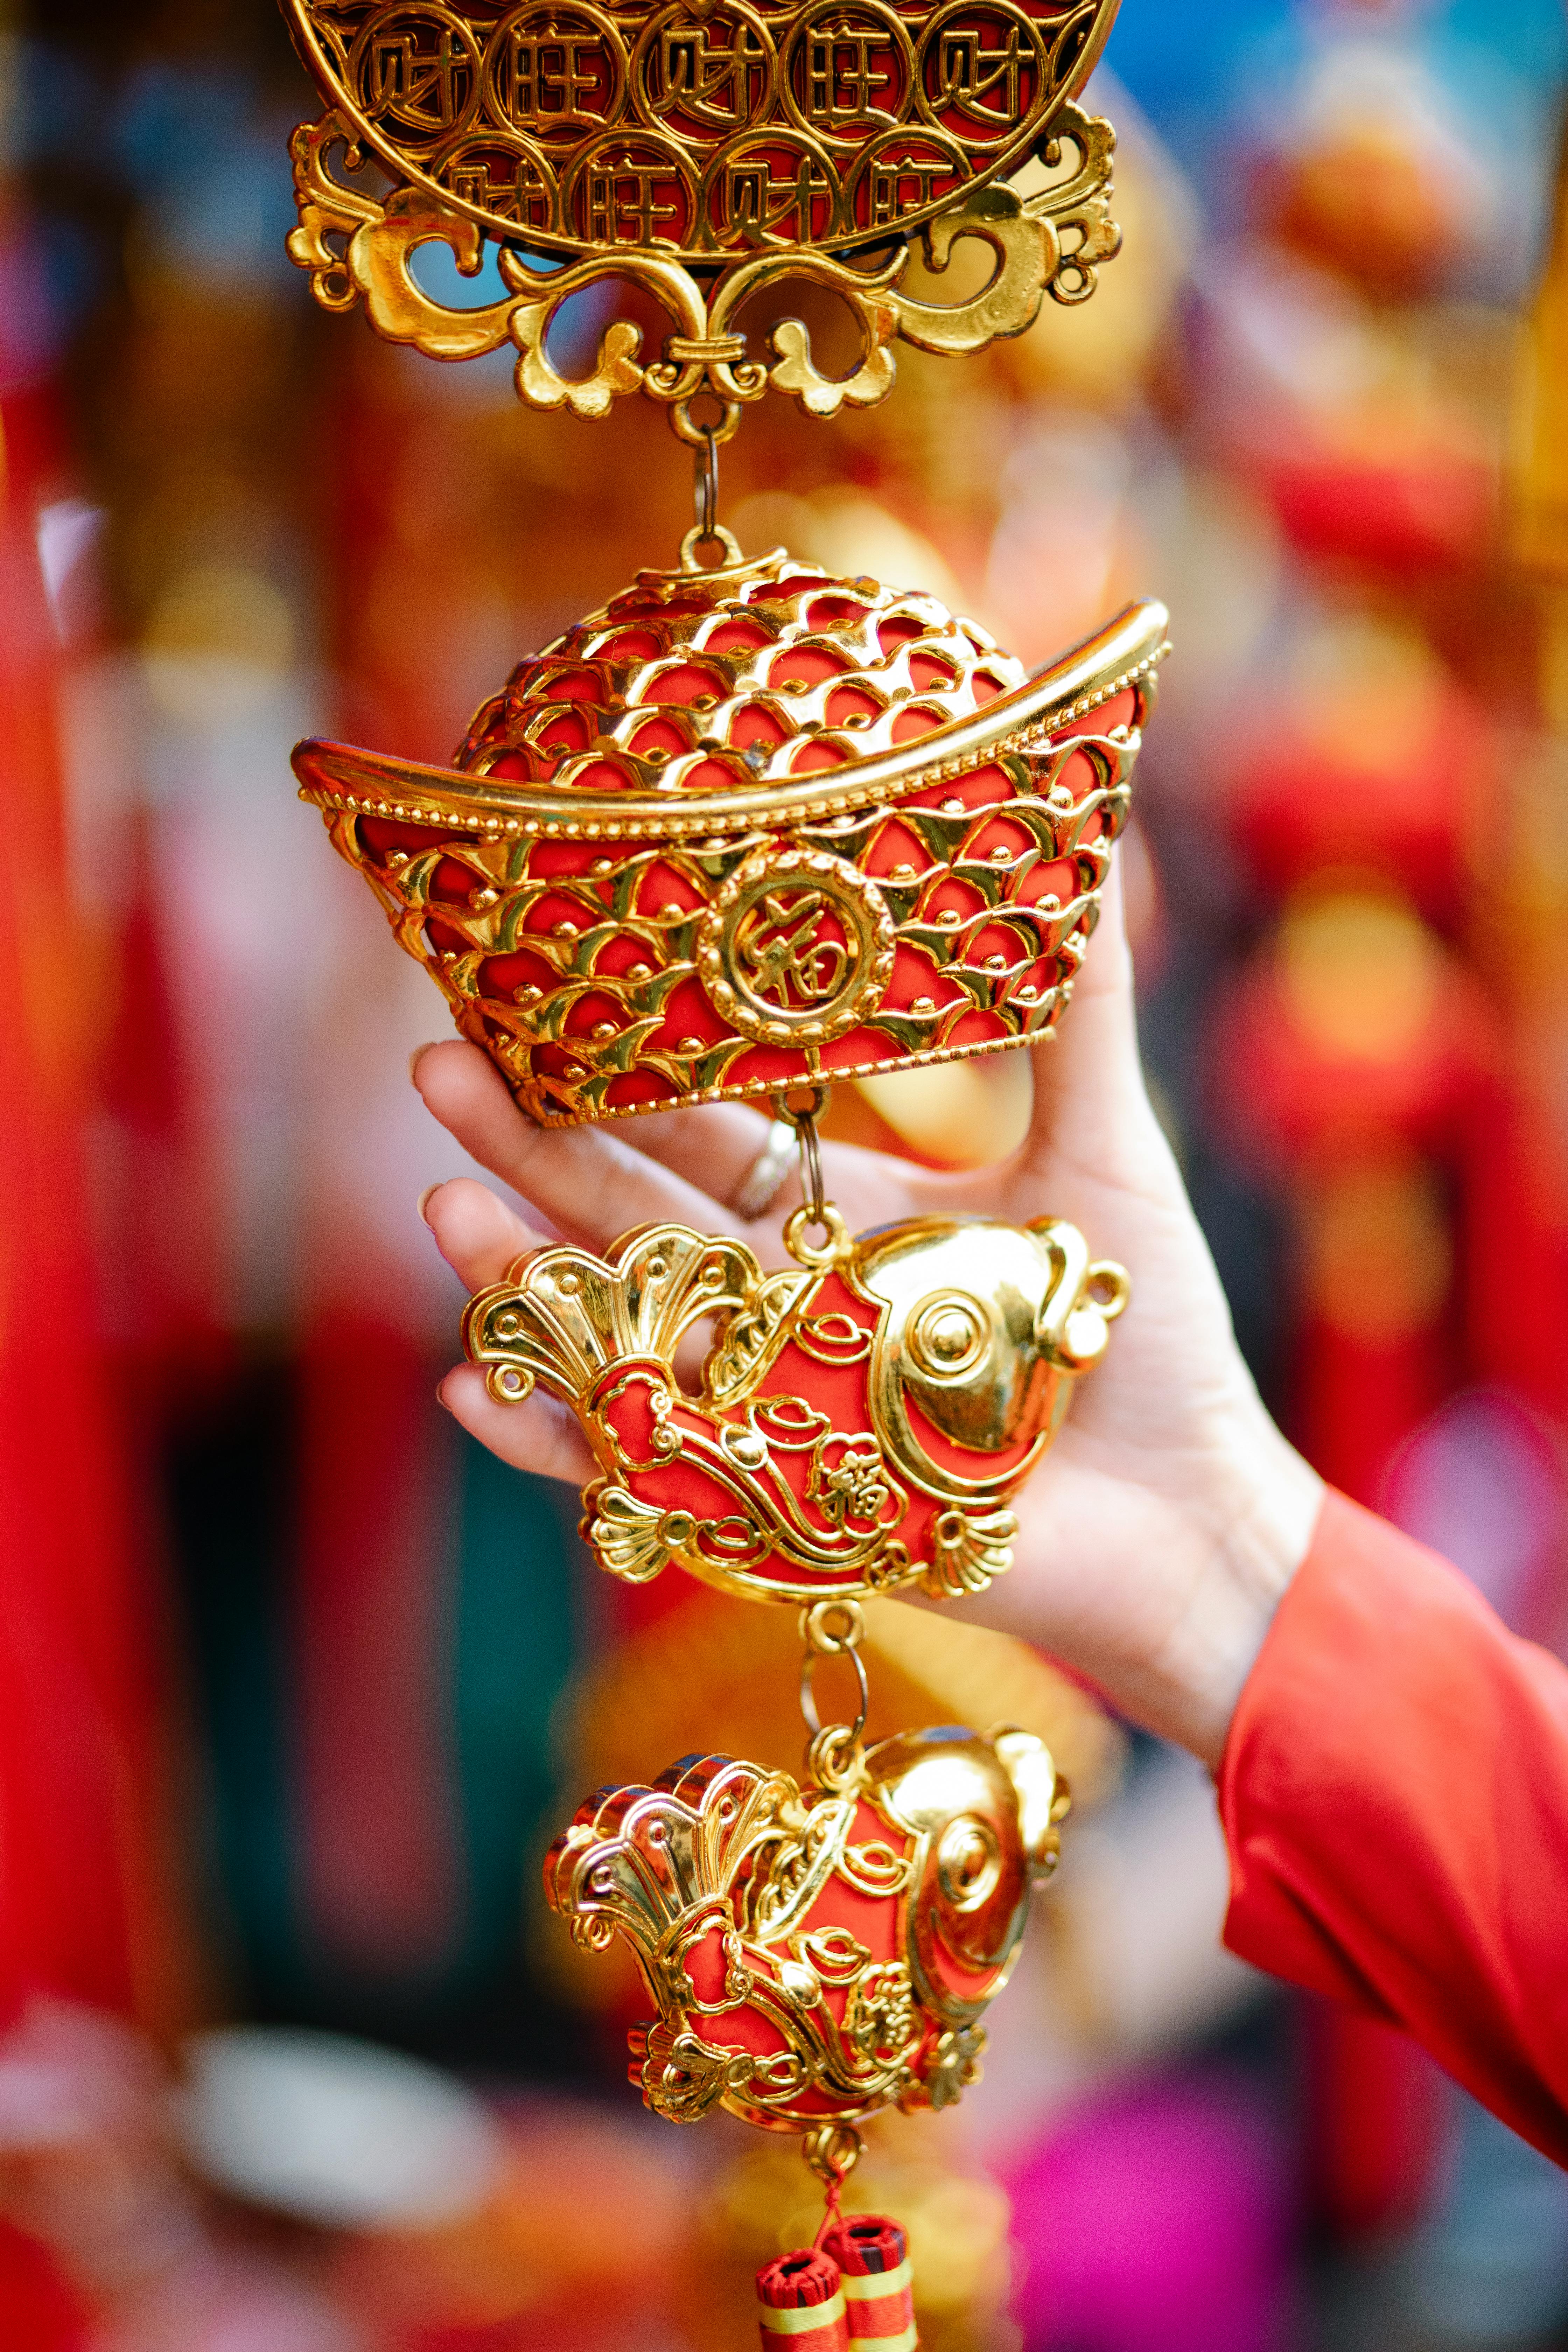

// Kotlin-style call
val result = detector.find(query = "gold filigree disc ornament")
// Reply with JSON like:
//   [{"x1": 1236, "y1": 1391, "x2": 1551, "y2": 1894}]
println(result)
[
  {"x1": 281, "y1": 0, "x2": 1123, "y2": 435},
  {"x1": 284, "y1": 0, "x2": 1117, "y2": 259},
  {"x1": 277, "y1": 0, "x2": 1167, "y2": 2270}
]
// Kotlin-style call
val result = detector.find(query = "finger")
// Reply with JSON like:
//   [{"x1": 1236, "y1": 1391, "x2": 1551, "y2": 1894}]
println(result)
[
  {"x1": 632, "y1": 1098, "x2": 958, "y2": 1238},
  {"x1": 1025, "y1": 856, "x2": 1170, "y2": 1173},
  {"x1": 617, "y1": 1099, "x2": 779, "y2": 1208},
  {"x1": 436, "y1": 1361, "x2": 594, "y2": 1486},
  {"x1": 414, "y1": 1037, "x2": 938, "y2": 1247},
  {"x1": 412, "y1": 1038, "x2": 751, "y2": 1247},
  {"x1": 849, "y1": 861, "x2": 1152, "y2": 1224},
  {"x1": 422, "y1": 1176, "x2": 543, "y2": 1292},
  {"x1": 1040, "y1": 853, "x2": 1140, "y2": 1088}
]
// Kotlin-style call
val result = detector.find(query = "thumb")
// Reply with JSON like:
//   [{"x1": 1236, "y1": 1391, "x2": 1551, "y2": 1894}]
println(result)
[{"x1": 1026, "y1": 852, "x2": 1167, "y2": 1174}]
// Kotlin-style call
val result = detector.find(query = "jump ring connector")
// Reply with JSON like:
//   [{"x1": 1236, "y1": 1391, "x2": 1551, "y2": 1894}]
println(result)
[
  {"x1": 694, "y1": 424, "x2": 719, "y2": 543},
  {"x1": 800, "y1": 1597, "x2": 865, "y2": 1655},
  {"x1": 678, "y1": 522, "x2": 743, "y2": 572},
  {"x1": 783, "y1": 1200, "x2": 850, "y2": 1268},
  {"x1": 677, "y1": 413, "x2": 744, "y2": 573},
  {"x1": 799, "y1": 1638, "x2": 869, "y2": 1746},
  {"x1": 771, "y1": 1085, "x2": 830, "y2": 1228},
  {"x1": 670, "y1": 394, "x2": 742, "y2": 448},
  {"x1": 806, "y1": 1724, "x2": 864, "y2": 1794}
]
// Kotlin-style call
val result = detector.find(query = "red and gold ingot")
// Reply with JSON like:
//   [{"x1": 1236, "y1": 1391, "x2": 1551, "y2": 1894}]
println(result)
[
  {"x1": 293, "y1": 546, "x2": 1167, "y2": 1128},
  {"x1": 821, "y1": 2217, "x2": 917, "y2": 2351},
  {"x1": 756, "y1": 2247, "x2": 851, "y2": 2351}
]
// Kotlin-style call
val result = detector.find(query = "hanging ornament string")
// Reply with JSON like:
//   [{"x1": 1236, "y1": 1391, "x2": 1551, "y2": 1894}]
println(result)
[
  {"x1": 804, "y1": 2123, "x2": 864, "y2": 2249},
  {"x1": 758, "y1": 2140, "x2": 918, "y2": 2352},
  {"x1": 281, "y1": 0, "x2": 1143, "y2": 2302}
]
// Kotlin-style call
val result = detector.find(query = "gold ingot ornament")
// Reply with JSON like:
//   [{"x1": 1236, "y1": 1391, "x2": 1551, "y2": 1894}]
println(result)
[{"x1": 293, "y1": 552, "x2": 1167, "y2": 1129}]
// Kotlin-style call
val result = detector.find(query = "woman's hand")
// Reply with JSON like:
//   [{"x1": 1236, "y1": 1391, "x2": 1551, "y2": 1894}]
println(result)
[{"x1": 414, "y1": 869, "x2": 1321, "y2": 1766}]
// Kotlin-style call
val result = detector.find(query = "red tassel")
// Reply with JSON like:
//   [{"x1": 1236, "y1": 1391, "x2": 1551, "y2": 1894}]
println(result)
[
  {"x1": 822, "y1": 2216, "x2": 917, "y2": 2351},
  {"x1": 756, "y1": 2246, "x2": 850, "y2": 2351}
]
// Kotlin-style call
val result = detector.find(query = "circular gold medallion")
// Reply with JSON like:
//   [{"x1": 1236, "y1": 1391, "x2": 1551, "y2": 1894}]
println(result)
[
  {"x1": 283, "y1": 0, "x2": 1120, "y2": 260},
  {"x1": 696, "y1": 847, "x2": 896, "y2": 1045}
]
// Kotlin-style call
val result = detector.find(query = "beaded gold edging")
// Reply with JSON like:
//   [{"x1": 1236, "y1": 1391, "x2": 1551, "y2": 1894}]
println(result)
[
  {"x1": 335, "y1": 724, "x2": 1133, "y2": 1125},
  {"x1": 482, "y1": 1004, "x2": 1083, "y2": 1130},
  {"x1": 293, "y1": 600, "x2": 1169, "y2": 841}
]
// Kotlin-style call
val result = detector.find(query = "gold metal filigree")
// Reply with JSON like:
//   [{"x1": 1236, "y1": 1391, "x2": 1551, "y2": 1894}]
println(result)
[
  {"x1": 285, "y1": 97, "x2": 1118, "y2": 432},
  {"x1": 696, "y1": 846, "x2": 898, "y2": 1046},
  {"x1": 282, "y1": 0, "x2": 1120, "y2": 260},
  {"x1": 545, "y1": 1727, "x2": 1065, "y2": 2130},
  {"x1": 299, "y1": 551, "x2": 1162, "y2": 814},
  {"x1": 295, "y1": 565, "x2": 1168, "y2": 1127},
  {"x1": 461, "y1": 1204, "x2": 1128, "y2": 1605}
]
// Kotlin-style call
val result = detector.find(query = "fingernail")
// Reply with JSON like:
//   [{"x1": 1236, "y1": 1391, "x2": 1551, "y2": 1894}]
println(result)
[
  {"x1": 434, "y1": 1378, "x2": 452, "y2": 1413},
  {"x1": 409, "y1": 1041, "x2": 439, "y2": 1084},
  {"x1": 417, "y1": 1182, "x2": 441, "y2": 1224}
]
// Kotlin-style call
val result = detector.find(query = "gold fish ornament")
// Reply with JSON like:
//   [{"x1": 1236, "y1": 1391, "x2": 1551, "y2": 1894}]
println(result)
[
  {"x1": 463, "y1": 1209, "x2": 1129, "y2": 1605},
  {"x1": 275, "y1": 0, "x2": 1164, "y2": 2312},
  {"x1": 546, "y1": 1727, "x2": 1066, "y2": 2135}
]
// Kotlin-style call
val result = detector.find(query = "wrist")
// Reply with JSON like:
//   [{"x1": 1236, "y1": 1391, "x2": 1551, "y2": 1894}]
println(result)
[{"x1": 1153, "y1": 1410, "x2": 1323, "y2": 1767}]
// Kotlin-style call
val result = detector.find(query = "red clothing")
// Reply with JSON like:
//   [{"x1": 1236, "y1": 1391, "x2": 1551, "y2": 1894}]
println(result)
[{"x1": 1220, "y1": 1488, "x2": 1568, "y2": 2167}]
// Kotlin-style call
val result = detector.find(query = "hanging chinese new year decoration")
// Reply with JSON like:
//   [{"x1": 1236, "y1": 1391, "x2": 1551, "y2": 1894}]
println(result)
[{"x1": 278, "y1": 0, "x2": 1167, "y2": 2322}]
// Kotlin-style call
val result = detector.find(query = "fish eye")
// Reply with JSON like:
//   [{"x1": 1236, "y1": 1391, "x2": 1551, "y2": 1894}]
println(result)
[
  {"x1": 936, "y1": 1814, "x2": 1001, "y2": 1909},
  {"x1": 906, "y1": 1290, "x2": 987, "y2": 1380}
]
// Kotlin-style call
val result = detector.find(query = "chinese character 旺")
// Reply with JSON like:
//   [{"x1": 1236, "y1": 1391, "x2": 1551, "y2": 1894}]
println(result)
[
  {"x1": 507, "y1": 28, "x2": 606, "y2": 124},
  {"x1": 585, "y1": 158, "x2": 685, "y2": 244},
  {"x1": 865, "y1": 152, "x2": 948, "y2": 228},
  {"x1": 806, "y1": 24, "x2": 895, "y2": 129}
]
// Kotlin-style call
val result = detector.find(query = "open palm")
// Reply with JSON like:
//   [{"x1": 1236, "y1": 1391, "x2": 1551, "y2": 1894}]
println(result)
[{"x1": 416, "y1": 869, "x2": 1320, "y2": 1763}]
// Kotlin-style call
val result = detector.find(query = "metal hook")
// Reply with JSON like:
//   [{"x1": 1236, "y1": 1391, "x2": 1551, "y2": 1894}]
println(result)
[
  {"x1": 799, "y1": 1595, "x2": 869, "y2": 1788},
  {"x1": 803, "y1": 2123, "x2": 863, "y2": 2193},
  {"x1": 799, "y1": 1646, "x2": 869, "y2": 1744},
  {"x1": 771, "y1": 1085, "x2": 830, "y2": 1228},
  {"x1": 694, "y1": 423, "x2": 719, "y2": 544}
]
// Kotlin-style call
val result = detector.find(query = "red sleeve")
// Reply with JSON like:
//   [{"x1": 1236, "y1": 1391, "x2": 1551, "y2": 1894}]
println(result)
[{"x1": 1219, "y1": 1487, "x2": 1568, "y2": 2166}]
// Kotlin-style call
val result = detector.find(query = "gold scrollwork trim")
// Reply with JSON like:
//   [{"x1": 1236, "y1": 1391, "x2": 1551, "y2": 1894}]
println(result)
[{"x1": 286, "y1": 101, "x2": 1117, "y2": 429}]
